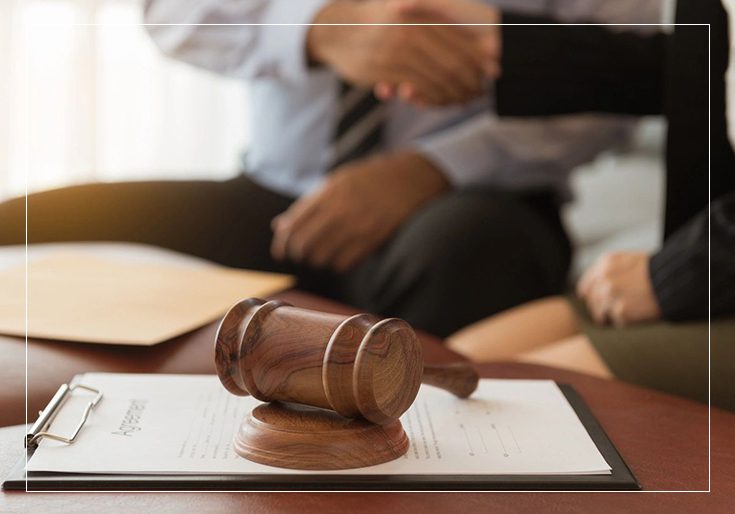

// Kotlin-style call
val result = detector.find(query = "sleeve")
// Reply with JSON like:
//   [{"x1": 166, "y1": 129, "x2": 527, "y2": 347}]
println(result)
[
  {"x1": 495, "y1": 11, "x2": 668, "y2": 117},
  {"x1": 410, "y1": 0, "x2": 663, "y2": 188},
  {"x1": 649, "y1": 191, "x2": 735, "y2": 320},
  {"x1": 143, "y1": 0, "x2": 327, "y2": 82},
  {"x1": 412, "y1": 111, "x2": 635, "y2": 190}
]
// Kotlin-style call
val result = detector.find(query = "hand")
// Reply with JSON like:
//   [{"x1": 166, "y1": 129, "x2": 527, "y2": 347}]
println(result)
[
  {"x1": 271, "y1": 152, "x2": 449, "y2": 272},
  {"x1": 577, "y1": 251, "x2": 662, "y2": 327},
  {"x1": 307, "y1": 0, "x2": 500, "y2": 106},
  {"x1": 373, "y1": 0, "x2": 502, "y2": 106}
]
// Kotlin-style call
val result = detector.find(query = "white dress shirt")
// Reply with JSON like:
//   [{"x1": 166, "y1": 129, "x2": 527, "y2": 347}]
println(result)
[{"x1": 143, "y1": 0, "x2": 663, "y2": 199}]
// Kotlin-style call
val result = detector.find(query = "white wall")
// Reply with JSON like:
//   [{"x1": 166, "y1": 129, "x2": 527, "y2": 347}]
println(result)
[{"x1": 1, "y1": 0, "x2": 250, "y2": 200}]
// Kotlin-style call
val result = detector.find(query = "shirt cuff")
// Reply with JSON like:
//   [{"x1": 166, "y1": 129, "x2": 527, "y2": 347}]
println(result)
[
  {"x1": 411, "y1": 117, "x2": 497, "y2": 188},
  {"x1": 258, "y1": 0, "x2": 328, "y2": 83}
]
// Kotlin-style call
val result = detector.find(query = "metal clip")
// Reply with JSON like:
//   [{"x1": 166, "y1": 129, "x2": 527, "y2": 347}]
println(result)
[{"x1": 26, "y1": 384, "x2": 103, "y2": 448}]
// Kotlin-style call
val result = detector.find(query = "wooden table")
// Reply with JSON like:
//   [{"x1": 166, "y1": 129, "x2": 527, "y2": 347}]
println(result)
[
  {"x1": 2, "y1": 291, "x2": 734, "y2": 513},
  {"x1": 0, "y1": 290, "x2": 459, "y2": 427}
]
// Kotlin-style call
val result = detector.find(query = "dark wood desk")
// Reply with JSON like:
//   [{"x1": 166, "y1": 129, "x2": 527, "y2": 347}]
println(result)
[
  {"x1": 2, "y1": 291, "x2": 733, "y2": 512},
  {"x1": 0, "y1": 290, "x2": 457, "y2": 428}
]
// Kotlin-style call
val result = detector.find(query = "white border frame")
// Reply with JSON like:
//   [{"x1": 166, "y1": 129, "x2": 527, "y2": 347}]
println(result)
[{"x1": 19, "y1": 21, "x2": 712, "y2": 494}]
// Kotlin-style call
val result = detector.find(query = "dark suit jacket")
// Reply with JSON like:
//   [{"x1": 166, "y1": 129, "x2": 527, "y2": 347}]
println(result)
[{"x1": 494, "y1": 0, "x2": 735, "y2": 320}]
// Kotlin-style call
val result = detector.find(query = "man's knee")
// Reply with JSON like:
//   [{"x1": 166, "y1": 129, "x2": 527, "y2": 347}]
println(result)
[
  {"x1": 389, "y1": 190, "x2": 537, "y2": 273},
  {"x1": 342, "y1": 190, "x2": 568, "y2": 336}
]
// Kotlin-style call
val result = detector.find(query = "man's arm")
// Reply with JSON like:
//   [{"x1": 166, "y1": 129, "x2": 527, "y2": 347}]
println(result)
[
  {"x1": 144, "y1": 0, "x2": 498, "y2": 102},
  {"x1": 144, "y1": 0, "x2": 327, "y2": 82},
  {"x1": 269, "y1": 112, "x2": 638, "y2": 271},
  {"x1": 412, "y1": 112, "x2": 635, "y2": 191}
]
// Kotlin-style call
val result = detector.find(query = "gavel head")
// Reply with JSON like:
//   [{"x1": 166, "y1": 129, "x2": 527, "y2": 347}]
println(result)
[{"x1": 215, "y1": 298, "x2": 424, "y2": 425}]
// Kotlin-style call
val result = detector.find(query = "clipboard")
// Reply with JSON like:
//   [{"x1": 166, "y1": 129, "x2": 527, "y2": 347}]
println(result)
[{"x1": 3, "y1": 381, "x2": 640, "y2": 491}]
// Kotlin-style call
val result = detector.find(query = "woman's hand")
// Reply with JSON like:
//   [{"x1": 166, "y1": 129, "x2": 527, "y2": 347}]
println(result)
[{"x1": 577, "y1": 251, "x2": 662, "y2": 326}]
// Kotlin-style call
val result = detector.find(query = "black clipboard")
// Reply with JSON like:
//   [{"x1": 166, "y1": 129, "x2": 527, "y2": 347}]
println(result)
[{"x1": 3, "y1": 384, "x2": 639, "y2": 491}]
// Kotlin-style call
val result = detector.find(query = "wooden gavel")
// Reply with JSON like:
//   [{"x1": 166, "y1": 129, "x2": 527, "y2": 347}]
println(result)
[{"x1": 215, "y1": 298, "x2": 479, "y2": 425}]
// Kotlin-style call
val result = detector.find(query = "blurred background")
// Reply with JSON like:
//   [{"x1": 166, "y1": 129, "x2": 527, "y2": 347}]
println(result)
[
  {"x1": 0, "y1": 0, "x2": 249, "y2": 199},
  {"x1": 0, "y1": 0, "x2": 665, "y2": 276}
]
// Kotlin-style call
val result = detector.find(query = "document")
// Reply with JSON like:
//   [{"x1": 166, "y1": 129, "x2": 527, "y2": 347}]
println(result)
[
  {"x1": 27, "y1": 374, "x2": 611, "y2": 476},
  {"x1": 0, "y1": 253, "x2": 293, "y2": 345}
]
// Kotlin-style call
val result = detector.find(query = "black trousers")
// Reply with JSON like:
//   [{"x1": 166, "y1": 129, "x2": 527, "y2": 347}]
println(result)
[{"x1": 0, "y1": 175, "x2": 571, "y2": 337}]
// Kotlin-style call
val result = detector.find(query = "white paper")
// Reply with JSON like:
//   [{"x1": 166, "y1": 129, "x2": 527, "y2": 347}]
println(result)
[{"x1": 27, "y1": 374, "x2": 611, "y2": 476}]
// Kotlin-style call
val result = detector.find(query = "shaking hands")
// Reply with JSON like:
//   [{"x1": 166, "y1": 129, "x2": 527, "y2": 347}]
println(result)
[
  {"x1": 274, "y1": 0, "x2": 502, "y2": 273},
  {"x1": 308, "y1": 0, "x2": 501, "y2": 107}
]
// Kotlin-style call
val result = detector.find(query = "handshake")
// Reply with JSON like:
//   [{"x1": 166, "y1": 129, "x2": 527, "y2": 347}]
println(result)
[{"x1": 307, "y1": 0, "x2": 501, "y2": 106}]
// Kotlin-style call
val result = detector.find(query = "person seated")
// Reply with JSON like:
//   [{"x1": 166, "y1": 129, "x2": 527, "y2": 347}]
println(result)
[
  {"x1": 447, "y1": 202, "x2": 735, "y2": 412},
  {"x1": 394, "y1": 0, "x2": 735, "y2": 410},
  {"x1": 0, "y1": 0, "x2": 655, "y2": 338}
]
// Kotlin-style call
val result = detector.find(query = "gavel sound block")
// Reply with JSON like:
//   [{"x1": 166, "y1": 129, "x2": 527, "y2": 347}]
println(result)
[{"x1": 215, "y1": 298, "x2": 479, "y2": 470}]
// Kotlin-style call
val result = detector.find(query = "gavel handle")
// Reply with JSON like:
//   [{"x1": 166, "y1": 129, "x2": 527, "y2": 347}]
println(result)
[{"x1": 421, "y1": 363, "x2": 479, "y2": 398}]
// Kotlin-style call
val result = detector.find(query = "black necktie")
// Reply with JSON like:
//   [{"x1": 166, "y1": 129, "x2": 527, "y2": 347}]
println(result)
[{"x1": 331, "y1": 82, "x2": 387, "y2": 170}]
